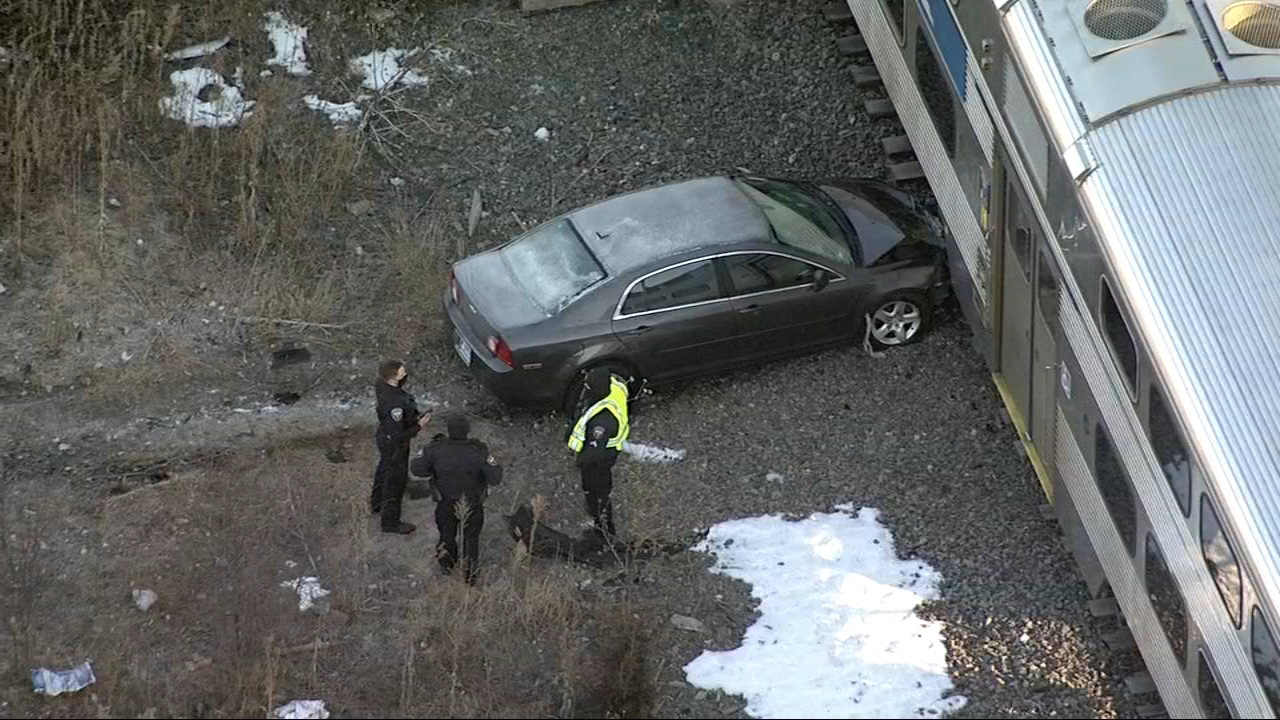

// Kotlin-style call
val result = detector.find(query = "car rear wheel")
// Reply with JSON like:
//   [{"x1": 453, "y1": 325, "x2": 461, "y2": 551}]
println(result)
[
  {"x1": 561, "y1": 361, "x2": 640, "y2": 418},
  {"x1": 867, "y1": 292, "x2": 932, "y2": 350}
]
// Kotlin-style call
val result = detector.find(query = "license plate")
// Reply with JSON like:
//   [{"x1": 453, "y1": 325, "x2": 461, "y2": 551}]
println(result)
[{"x1": 454, "y1": 331, "x2": 472, "y2": 366}]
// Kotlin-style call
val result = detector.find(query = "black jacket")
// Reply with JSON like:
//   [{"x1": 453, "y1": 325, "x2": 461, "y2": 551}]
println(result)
[
  {"x1": 575, "y1": 408, "x2": 620, "y2": 468},
  {"x1": 411, "y1": 436, "x2": 503, "y2": 503},
  {"x1": 375, "y1": 382, "x2": 421, "y2": 446}
]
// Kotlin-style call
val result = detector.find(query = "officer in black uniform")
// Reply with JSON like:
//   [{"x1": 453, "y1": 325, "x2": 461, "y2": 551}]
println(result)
[
  {"x1": 410, "y1": 413, "x2": 502, "y2": 584},
  {"x1": 372, "y1": 359, "x2": 431, "y2": 535}
]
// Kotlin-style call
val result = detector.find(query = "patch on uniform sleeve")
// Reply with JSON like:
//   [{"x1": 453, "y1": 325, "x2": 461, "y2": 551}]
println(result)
[
  {"x1": 592, "y1": 425, "x2": 606, "y2": 440},
  {"x1": 391, "y1": 407, "x2": 403, "y2": 422},
  {"x1": 487, "y1": 454, "x2": 497, "y2": 466}
]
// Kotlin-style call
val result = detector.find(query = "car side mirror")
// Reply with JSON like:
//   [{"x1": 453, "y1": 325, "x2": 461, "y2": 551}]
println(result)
[{"x1": 811, "y1": 269, "x2": 830, "y2": 293}]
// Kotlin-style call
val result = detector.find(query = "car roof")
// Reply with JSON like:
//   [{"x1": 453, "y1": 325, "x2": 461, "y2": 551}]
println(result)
[{"x1": 567, "y1": 176, "x2": 773, "y2": 275}]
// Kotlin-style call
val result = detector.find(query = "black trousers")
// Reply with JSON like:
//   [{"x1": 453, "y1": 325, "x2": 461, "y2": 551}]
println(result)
[
  {"x1": 371, "y1": 434, "x2": 410, "y2": 529},
  {"x1": 436, "y1": 496, "x2": 484, "y2": 582},
  {"x1": 579, "y1": 463, "x2": 615, "y2": 537}
]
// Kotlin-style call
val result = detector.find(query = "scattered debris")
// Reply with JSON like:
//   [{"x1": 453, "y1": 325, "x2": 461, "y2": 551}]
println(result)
[
  {"x1": 670, "y1": 614, "x2": 707, "y2": 633},
  {"x1": 273, "y1": 391, "x2": 302, "y2": 405},
  {"x1": 863, "y1": 312, "x2": 886, "y2": 359},
  {"x1": 389, "y1": 176, "x2": 407, "y2": 187},
  {"x1": 273, "y1": 699, "x2": 330, "y2": 719},
  {"x1": 31, "y1": 662, "x2": 96, "y2": 697},
  {"x1": 325, "y1": 448, "x2": 348, "y2": 464},
  {"x1": 158, "y1": 67, "x2": 255, "y2": 128},
  {"x1": 350, "y1": 48, "x2": 430, "y2": 90},
  {"x1": 534, "y1": 126, "x2": 552, "y2": 142},
  {"x1": 621, "y1": 441, "x2": 686, "y2": 463},
  {"x1": 766, "y1": 471, "x2": 784, "y2": 482},
  {"x1": 0, "y1": 281, "x2": 7, "y2": 294},
  {"x1": 132, "y1": 588, "x2": 157, "y2": 611},
  {"x1": 262, "y1": 12, "x2": 311, "y2": 76},
  {"x1": 57, "y1": 443, "x2": 71, "y2": 452},
  {"x1": 304, "y1": 95, "x2": 363, "y2": 126},
  {"x1": 504, "y1": 504, "x2": 690, "y2": 568},
  {"x1": 345, "y1": 199, "x2": 374, "y2": 217},
  {"x1": 280, "y1": 576, "x2": 331, "y2": 613},
  {"x1": 468, "y1": 188, "x2": 483, "y2": 238},
  {"x1": 271, "y1": 347, "x2": 312, "y2": 369},
  {"x1": 162, "y1": 36, "x2": 231, "y2": 62},
  {"x1": 428, "y1": 47, "x2": 473, "y2": 76}
]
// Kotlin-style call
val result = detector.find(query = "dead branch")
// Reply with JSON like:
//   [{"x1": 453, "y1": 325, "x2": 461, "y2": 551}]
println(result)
[{"x1": 235, "y1": 316, "x2": 348, "y2": 330}]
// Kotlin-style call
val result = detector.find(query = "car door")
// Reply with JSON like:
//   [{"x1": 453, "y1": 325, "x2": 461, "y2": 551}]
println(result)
[
  {"x1": 719, "y1": 251, "x2": 867, "y2": 357},
  {"x1": 610, "y1": 257, "x2": 744, "y2": 381}
]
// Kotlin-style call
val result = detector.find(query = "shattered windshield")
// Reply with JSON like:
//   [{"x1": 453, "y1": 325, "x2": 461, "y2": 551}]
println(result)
[
  {"x1": 734, "y1": 177, "x2": 853, "y2": 267},
  {"x1": 500, "y1": 218, "x2": 606, "y2": 315}
]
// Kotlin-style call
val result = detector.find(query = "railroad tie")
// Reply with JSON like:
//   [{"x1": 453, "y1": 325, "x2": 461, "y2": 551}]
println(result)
[
  {"x1": 823, "y1": 0, "x2": 854, "y2": 24},
  {"x1": 1123, "y1": 671, "x2": 1158, "y2": 697},
  {"x1": 1087, "y1": 597, "x2": 1120, "y2": 618},
  {"x1": 851, "y1": 64, "x2": 882, "y2": 87},
  {"x1": 881, "y1": 134, "x2": 913, "y2": 157},
  {"x1": 889, "y1": 161, "x2": 924, "y2": 182},
  {"x1": 838, "y1": 34, "x2": 869, "y2": 57},
  {"x1": 864, "y1": 97, "x2": 896, "y2": 119},
  {"x1": 1101, "y1": 628, "x2": 1136, "y2": 652}
]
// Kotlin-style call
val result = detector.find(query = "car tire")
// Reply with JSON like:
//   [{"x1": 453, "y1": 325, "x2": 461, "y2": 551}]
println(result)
[
  {"x1": 561, "y1": 361, "x2": 640, "y2": 418},
  {"x1": 866, "y1": 291, "x2": 933, "y2": 350}
]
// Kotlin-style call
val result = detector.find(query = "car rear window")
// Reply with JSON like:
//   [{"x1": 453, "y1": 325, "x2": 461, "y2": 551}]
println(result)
[{"x1": 500, "y1": 218, "x2": 606, "y2": 315}]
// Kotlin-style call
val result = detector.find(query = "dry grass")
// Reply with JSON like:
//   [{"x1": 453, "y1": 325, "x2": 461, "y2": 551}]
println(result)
[
  {"x1": 1, "y1": 0, "x2": 455, "y2": 395},
  {"x1": 0, "y1": 433, "x2": 660, "y2": 719}
]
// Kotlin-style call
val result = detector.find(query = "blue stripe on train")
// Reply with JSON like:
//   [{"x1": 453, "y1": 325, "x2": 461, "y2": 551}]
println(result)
[{"x1": 918, "y1": 0, "x2": 968, "y2": 101}]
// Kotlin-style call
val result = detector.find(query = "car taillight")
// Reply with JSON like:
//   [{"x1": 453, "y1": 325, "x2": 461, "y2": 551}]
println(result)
[
  {"x1": 449, "y1": 270, "x2": 459, "y2": 304},
  {"x1": 487, "y1": 335, "x2": 514, "y2": 368}
]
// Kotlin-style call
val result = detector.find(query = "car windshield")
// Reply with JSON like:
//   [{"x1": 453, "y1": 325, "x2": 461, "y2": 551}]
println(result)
[
  {"x1": 734, "y1": 177, "x2": 853, "y2": 266},
  {"x1": 499, "y1": 218, "x2": 606, "y2": 315}
]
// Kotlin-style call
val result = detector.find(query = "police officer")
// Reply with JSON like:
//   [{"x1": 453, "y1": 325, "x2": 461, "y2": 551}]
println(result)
[
  {"x1": 566, "y1": 367, "x2": 629, "y2": 539},
  {"x1": 372, "y1": 359, "x2": 431, "y2": 535},
  {"x1": 411, "y1": 413, "x2": 502, "y2": 584}
]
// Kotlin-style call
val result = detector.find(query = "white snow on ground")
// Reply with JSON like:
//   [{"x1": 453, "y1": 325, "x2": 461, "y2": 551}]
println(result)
[
  {"x1": 350, "y1": 48, "x2": 430, "y2": 90},
  {"x1": 273, "y1": 700, "x2": 329, "y2": 719},
  {"x1": 621, "y1": 440, "x2": 686, "y2": 463},
  {"x1": 162, "y1": 36, "x2": 230, "y2": 62},
  {"x1": 158, "y1": 67, "x2": 255, "y2": 128},
  {"x1": 280, "y1": 576, "x2": 330, "y2": 612},
  {"x1": 262, "y1": 11, "x2": 311, "y2": 76},
  {"x1": 684, "y1": 505, "x2": 968, "y2": 719},
  {"x1": 304, "y1": 95, "x2": 364, "y2": 126}
]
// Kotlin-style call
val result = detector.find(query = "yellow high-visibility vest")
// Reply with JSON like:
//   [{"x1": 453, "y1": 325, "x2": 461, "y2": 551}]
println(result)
[{"x1": 567, "y1": 376, "x2": 630, "y2": 453}]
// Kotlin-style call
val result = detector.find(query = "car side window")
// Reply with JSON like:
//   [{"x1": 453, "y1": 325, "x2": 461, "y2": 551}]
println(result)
[
  {"x1": 620, "y1": 259, "x2": 720, "y2": 315},
  {"x1": 723, "y1": 253, "x2": 820, "y2": 296}
]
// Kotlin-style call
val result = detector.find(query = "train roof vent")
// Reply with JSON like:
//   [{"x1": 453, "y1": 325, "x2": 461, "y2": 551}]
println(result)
[
  {"x1": 1070, "y1": 0, "x2": 1188, "y2": 58},
  {"x1": 1203, "y1": 0, "x2": 1280, "y2": 55}
]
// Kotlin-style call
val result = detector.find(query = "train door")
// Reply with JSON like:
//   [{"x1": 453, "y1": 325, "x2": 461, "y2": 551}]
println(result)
[
  {"x1": 1030, "y1": 241, "x2": 1058, "y2": 468},
  {"x1": 998, "y1": 181, "x2": 1035, "y2": 439}
]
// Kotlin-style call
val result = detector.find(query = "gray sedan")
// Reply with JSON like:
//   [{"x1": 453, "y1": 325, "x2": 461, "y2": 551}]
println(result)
[{"x1": 443, "y1": 173, "x2": 950, "y2": 413}]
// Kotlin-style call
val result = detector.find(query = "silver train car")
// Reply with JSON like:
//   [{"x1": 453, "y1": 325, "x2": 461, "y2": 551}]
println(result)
[{"x1": 839, "y1": 0, "x2": 1280, "y2": 716}]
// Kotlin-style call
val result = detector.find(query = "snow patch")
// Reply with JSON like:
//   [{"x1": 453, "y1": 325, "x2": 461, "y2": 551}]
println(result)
[
  {"x1": 684, "y1": 505, "x2": 967, "y2": 719},
  {"x1": 534, "y1": 126, "x2": 552, "y2": 142},
  {"x1": 622, "y1": 441, "x2": 685, "y2": 464},
  {"x1": 350, "y1": 48, "x2": 429, "y2": 90},
  {"x1": 280, "y1": 576, "x2": 330, "y2": 612},
  {"x1": 304, "y1": 95, "x2": 363, "y2": 126},
  {"x1": 273, "y1": 700, "x2": 329, "y2": 719},
  {"x1": 158, "y1": 68, "x2": 255, "y2": 128},
  {"x1": 262, "y1": 12, "x2": 311, "y2": 77},
  {"x1": 163, "y1": 36, "x2": 230, "y2": 62}
]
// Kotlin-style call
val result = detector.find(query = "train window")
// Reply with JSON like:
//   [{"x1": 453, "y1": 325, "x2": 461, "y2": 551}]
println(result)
[
  {"x1": 1148, "y1": 384, "x2": 1192, "y2": 517},
  {"x1": 1036, "y1": 247, "x2": 1059, "y2": 330},
  {"x1": 1199, "y1": 651, "x2": 1234, "y2": 719},
  {"x1": 1095, "y1": 424, "x2": 1137, "y2": 556},
  {"x1": 1099, "y1": 276, "x2": 1138, "y2": 397},
  {"x1": 914, "y1": 28, "x2": 957, "y2": 157},
  {"x1": 1144, "y1": 534, "x2": 1188, "y2": 667},
  {"x1": 1200, "y1": 494, "x2": 1243, "y2": 627},
  {"x1": 882, "y1": 0, "x2": 905, "y2": 41},
  {"x1": 1251, "y1": 607, "x2": 1280, "y2": 715}
]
